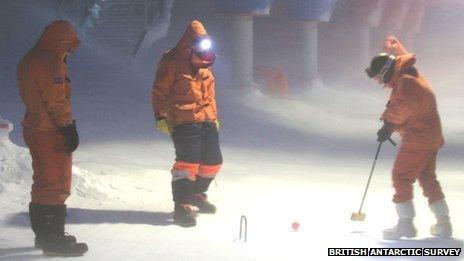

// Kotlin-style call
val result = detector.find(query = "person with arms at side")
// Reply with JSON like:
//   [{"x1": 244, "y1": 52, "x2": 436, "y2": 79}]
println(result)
[
  {"x1": 151, "y1": 20, "x2": 222, "y2": 227},
  {"x1": 17, "y1": 20, "x2": 88, "y2": 256}
]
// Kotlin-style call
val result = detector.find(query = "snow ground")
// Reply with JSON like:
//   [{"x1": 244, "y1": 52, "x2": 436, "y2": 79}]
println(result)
[
  {"x1": 1, "y1": 87, "x2": 463, "y2": 260},
  {"x1": 1, "y1": 61, "x2": 463, "y2": 260},
  {"x1": 1, "y1": 2, "x2": 464, "y2": 260}
]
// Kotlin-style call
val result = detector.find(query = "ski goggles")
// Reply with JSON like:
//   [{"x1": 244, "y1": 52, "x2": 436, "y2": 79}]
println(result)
[{"x1": 365, "y1": 55, "x2": 395, "y2": 81}]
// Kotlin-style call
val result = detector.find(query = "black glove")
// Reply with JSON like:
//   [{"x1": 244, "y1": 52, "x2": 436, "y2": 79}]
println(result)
[
  {"x1": 377, "y1": 121, "x2": 395, "y2": 143},
  {"x1": 58, "y1": 121, "x2": 79, "y2": 153}
]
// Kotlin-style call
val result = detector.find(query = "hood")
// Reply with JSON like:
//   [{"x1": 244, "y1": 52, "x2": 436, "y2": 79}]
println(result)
[
  {"x1": 36, "y1": 20, "x2": 80, "y2": 57},
  {"x1": 389, "y1": 53, "x2": 417, "y2": 84},
  {"x1": 173, "y1": 20, "x2": 208, "y2": 61}
]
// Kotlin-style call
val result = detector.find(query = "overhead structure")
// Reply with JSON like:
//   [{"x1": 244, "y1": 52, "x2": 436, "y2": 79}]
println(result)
[
  {"x1": 215, "y1": 0, "x2": 275, "y2": 88},
  {"x1": 325, "y1": 0, "x2": 387, "y2": 83},
  {"x1": 334, "y1": 0, "x2": 387, "y2": 65},
  {"x1": 291, "y1": 0, "x2": 338, "y2": 88},
  {"x1": 53, "y1": 0, "x2": 462, "y2": 89},
  {"x1": 72, "y1": 0, "x2": 173, "y2": 60},
  {"x1": 402, "y1": 0, "x2": 426, "y2": 49},
  {"x1": 375, "y1": 0, "x2": 429, "y2": 50}
]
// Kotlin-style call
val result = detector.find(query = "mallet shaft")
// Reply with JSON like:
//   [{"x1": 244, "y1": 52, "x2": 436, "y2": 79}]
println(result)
[{"x1": 357, "y1": 142, "x2": 383, "y2": 213}]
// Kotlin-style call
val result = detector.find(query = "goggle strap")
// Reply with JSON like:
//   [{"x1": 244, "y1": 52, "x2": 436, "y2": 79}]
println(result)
[{"x1": 377, "y1": 55, "x2": 395, "y2": 81}]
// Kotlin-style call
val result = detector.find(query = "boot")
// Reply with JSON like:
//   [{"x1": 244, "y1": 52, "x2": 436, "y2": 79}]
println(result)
[
  {"x1": 35, "y1": 233, "x2": 77, "y2": 249},
  {"x1": 30, "y1": 204, "x2": 88, "y2": 256},
  {"x1": 172, "y1": 178, "x2": 196, "y2": 227},
  {"x1": 192, "y1": 177, "x2": 216, "y2": 214},
  {"x1": 29, "y1": 203, "x2": 76, "y2": 248},
  {"x1": 383, "y1": 201, "x2": 417, "y2": 240},
  {"x1": 192, "y1": 193, "x2": 216, "y2": 214},
  {"x1": 429, "y1": 199, "x2": 453, "y2": 238},
  {"x1": 174, "y1": 203, "x2": 196, "y2": 227},
  {"x1": 43, "y1": 234, "x2": 89, "y2": 257}
]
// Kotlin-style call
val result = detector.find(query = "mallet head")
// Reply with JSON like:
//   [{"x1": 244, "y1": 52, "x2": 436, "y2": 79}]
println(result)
[{"x1": 351, "y1": 212, "x2": 366, "y2": 221}]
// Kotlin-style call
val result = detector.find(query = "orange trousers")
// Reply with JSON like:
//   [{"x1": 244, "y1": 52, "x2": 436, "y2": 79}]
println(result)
[
  {"x1": 392, "y1": 145, "x2": 444, "y2": 204},
  {"x1": 23, "y1": 128, "x2": 72, "y2": 205}
]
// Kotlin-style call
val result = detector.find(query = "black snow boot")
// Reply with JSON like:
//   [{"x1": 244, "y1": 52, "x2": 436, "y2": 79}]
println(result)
[
  {"x1": 29, "y1": 203, "x2": 76, "y2": 249},
  {"x1": 192, "y1": 177, "x2": 216, "y2": 214},
  {"x1": 172, "y1": 178, "x2": 196, "y2": 227},
  {"x1": 174, "y1": 203, "x2": 196, "y2": 227},
  {"x1": 30, "y1": 204, "x2": 88, "y2": 256}
]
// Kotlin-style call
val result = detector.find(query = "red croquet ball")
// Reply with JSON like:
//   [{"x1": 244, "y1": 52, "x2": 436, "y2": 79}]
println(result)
[{"x1": 292, "y1": 222, "x2": 300, "y2": 231}]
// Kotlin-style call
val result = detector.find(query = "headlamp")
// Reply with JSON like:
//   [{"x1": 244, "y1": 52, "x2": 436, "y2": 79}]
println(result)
[
  {"x1": 191, "y1": 36, "x2": 216, "y2": 64},
  {"x1": 192, "y1": 36, "x2": 212, "y2": 52},
  {"x1": 198, "y1": 38, "x2": 212, "y2": 51}
]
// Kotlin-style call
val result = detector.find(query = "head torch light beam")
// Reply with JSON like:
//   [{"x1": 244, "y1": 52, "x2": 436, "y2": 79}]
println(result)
[{"x1": 199, "y1": 38, "x2": 212, "y2": 51}]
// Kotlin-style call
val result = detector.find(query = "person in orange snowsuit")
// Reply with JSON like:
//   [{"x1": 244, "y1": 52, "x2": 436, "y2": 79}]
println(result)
[
  {"x1": 151, "y1": 20, "x2": 222, "y2": 227},
  {"x1": 366, "y1": 36, "x2": 452, "y2": 240},
  {"x1": 253, "y1": 65, "x2": 289, "y2": 97},
  {"x1": 17, "y1": 20, "x2": 88, "y2": 256}
]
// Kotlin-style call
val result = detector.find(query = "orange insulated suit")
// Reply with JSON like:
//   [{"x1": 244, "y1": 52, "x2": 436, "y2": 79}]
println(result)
[
  {"x1": 17, "y1": 20, "x2": 80, "y2": 205},
  {"x1": 151, "y1": 20, "x2": 223, "y2": 227},
  {"x1": 151, "y1": 20, "x2": 222, "y2": 181},
  {"x1": 382, "y1": 54, "x2": 445, "y2": 204}
]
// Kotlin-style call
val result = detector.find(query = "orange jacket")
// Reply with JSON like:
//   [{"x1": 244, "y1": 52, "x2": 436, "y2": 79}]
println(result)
[
  {"x1": 17, "y1": 20, "x2": 80, "y2": 131},
  {"x1": 253, "y1": 65, "x2": 288, "y2": 96},
  {"x1": 382, "y1": 54, "x2": 444, "y2": 149},
  {"x1": 151, "y1": 20, "x2": 217, "y2": 127}
]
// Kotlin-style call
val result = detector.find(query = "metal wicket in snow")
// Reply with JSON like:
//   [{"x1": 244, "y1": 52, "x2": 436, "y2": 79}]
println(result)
[{"x1": 234, "y1": 215, "x2": 247, "y2": 243}]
